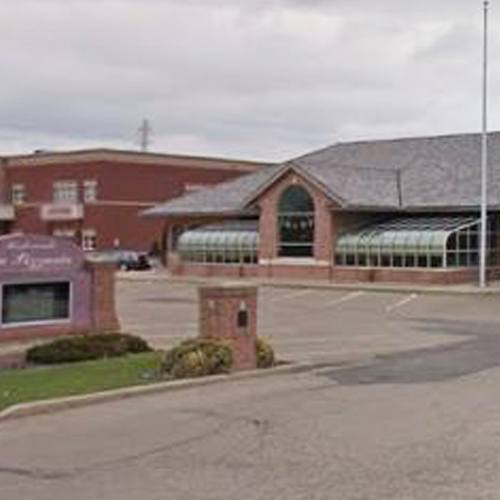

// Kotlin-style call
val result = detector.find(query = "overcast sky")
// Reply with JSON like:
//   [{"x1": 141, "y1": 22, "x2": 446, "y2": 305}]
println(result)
[{"x1": 1, "y1": 0, "x2": 499, "y2": 161}]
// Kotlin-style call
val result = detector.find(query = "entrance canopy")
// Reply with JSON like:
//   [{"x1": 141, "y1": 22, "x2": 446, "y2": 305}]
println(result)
[{"x1": 335, "y1": 216, "x2": 494, "y2": 268}]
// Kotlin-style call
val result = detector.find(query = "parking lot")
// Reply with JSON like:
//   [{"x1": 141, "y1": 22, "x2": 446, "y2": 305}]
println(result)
[{"x1": 117, "y1": 278, "x2": 500, "y2": 366}]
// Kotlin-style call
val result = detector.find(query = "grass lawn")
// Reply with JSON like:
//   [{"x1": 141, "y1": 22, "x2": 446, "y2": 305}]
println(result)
[{"x1": 0, "y1": 352, "x2": 162, "y2": 411}]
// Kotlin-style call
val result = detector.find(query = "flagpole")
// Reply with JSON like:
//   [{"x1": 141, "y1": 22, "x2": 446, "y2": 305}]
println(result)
[{"x1": 480, "y1": 0, "x2": 489, "y2": 288}]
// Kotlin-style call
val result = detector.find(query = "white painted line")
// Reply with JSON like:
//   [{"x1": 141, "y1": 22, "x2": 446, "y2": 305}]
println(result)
[
  {"x1": 271, "y1": 289, "x2": 315, "y2": 302},
  {"x1": 324, "y1": 291, "x2": 365, "y2": 307},
  {"x1": 385, "y1": 293, "x2": 418, "y2": 313}
]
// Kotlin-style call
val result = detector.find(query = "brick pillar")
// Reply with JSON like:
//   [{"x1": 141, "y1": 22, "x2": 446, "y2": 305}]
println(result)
[
  {"x1": 0, "y1": 159, "x2": 8, "y2": 204},
  {"x1": 198, "y1": 284, "x2": 257, "y2": 371},
  {"x1": 86, "y1": 262, "x2": 120, "y2": 333}
]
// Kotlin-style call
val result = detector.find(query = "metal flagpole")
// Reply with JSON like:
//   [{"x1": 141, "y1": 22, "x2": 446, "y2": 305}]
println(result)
[{"x1": 480, "y1": 0, "x2": 489, "y2": 288}]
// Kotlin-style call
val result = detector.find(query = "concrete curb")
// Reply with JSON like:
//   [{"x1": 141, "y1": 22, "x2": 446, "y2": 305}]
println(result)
[
  {"x1": 118, "y1": 273, "x2": 500, "y2": 296},
  {"x1": 0, "y1": 362, "x2": 322, "y2": 423}
]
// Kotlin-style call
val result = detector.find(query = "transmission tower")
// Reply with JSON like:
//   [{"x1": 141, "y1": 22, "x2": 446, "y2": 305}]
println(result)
[{"x1": 138, "y1": 119, "x2": 152, "y2": 152}]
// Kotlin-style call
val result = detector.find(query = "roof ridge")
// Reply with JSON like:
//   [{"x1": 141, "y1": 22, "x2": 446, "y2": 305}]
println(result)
[
  {"x1": 292, "y1": 130, "x2": 500, "y2": 163},
  {"x1": 332, "y1": 130, "x2": 500, "y2": 147},
  {"x1": 299, "y1": 161, "x2": 398, "y2": 174},
  {"x1": 1, "y1": 147, "x2": 272, "y2": 166}
]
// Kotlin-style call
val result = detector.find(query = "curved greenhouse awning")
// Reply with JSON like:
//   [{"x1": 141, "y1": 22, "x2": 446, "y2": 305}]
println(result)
[
  {"x1": 336, "y1": 216, "x2": 479, "y2": 258},
  {"x1": 178, "y1": 221, "x2": 259, "y2": 263}
]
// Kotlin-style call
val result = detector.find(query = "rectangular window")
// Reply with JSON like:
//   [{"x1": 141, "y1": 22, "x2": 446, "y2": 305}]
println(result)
[
  {"x1": 2, "y1": 282, "x2": 70, "y2": 325},
  {"x1": 83, "y1": 180, "x2": 98, "y2": 203},
  {"x1": 82, "y1": 229, "x2": 97, "y2": 251},
  {"x1": 53, "y1": 181, "x2": 78, "y2": 203},
  {"x1": 11, "y1": 184, "x2": 26, "y2": 205},
  {"x1": 53, "y1": 228, "x2": 76, "y2": 240}
]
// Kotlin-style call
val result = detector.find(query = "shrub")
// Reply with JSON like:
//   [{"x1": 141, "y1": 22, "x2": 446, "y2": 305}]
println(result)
[
  {"x1": 256, "y1": 337, "x2": 275, "y2": 369},
  {"x1": 162, "y1": 338, "x2": 232, "y2": 379},
  {"x1": 26, "y1": 333, "x2": 152, "y2": 365}
]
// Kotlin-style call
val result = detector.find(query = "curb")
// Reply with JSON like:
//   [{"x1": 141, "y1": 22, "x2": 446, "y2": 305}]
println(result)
[
  {"x1": 119, "y1": 273, "x2": 500, "y2": 296},
  {"x1": 0, "y1": 361, "x2": 322, "y2": 423}
]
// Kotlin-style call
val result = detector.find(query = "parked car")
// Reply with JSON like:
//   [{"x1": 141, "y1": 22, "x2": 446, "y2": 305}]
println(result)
[{"x1": 86, "y1": 250, "x2": 152, "y2": 271}]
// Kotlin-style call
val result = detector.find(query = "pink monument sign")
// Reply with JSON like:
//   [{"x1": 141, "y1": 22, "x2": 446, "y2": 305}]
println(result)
[{"x1": 0, "y1": 234, "x2": 119, "y2": 343}]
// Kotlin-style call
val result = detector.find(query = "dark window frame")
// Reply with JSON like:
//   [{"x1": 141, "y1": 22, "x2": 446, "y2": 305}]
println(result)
[
  {"x1": 1, "y1": 281, "x2": 72, "y2": 326},
  {"x1": 277, "y1": 185, "x2": 315, "y2": 258}
]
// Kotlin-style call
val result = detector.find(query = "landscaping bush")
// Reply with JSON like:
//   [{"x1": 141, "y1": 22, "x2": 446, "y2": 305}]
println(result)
[
  {"x1": 26, "y1": 333, "x2": 152, "y2": 365},
  {"x1": 256, "y1": 337, "x2": 275, "y2": 368},
  {"x1": 162, "y1": 338, "x2": 232, "y2": 379}
]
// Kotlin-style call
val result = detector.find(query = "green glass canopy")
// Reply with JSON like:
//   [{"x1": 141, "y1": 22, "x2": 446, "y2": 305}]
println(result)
[
  {"x1": 177, "y1": 221, "x2": 259, "y2": 264},
  {"x1": 336, "y1": 216, "x2": 480, "y2": 264}
]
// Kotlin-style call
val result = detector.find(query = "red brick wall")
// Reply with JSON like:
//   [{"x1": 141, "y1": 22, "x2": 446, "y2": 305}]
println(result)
[
  {"x1": 87, "y1": 262, "x2": 120, "y2": 332},
  {"x1": 6, "y1": 160, "x2": 243, "y2": 205},
  {"x1": 4, "y1": 158, "x2": 255, "y2": 251},
  {"x1": 171, "y1": 262, "x2": 497, "y2": 285}
]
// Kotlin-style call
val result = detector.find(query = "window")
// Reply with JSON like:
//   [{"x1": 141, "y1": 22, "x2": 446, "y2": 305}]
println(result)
[
  {"x1": 170, "y1": 225, "x2": 187, "y2": 252},
  {"x1": 2, "y1": 282, "x2": 70, "y2": 325},
  {"x1": 53, "y1": 228, "x2": 76, "y2": 240},
  {"x1": 83, "y1": 180, "x2": 97, "y2": 203},
  {"x1": 335, "y1": 216, "x2": 498, "y2": 269},
  {"x1": 82, "y1": 229, "x2": 97, "y2": 251},
  {"x1": 177, "y1": 221, "x2": 259, "y2": 264},
  {"x1": 11, "y1": 184, "x2": 26, "y2": 205},
  {"x1": 277, "y1": 185, "x2": 315, "y2": 258},
  {"x1": 53, "y1": 180, "x2": 78, "y2": 204}
]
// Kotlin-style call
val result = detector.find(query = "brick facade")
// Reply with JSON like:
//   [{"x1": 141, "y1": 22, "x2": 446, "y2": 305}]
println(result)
[
  {"x1": 256, "y1": 170, "x2": 335, "y2": 263},
  {"x1": 173, "y1": 262, "x2": 500, "y2": 285},
  {"x1": 164, "y1": 166, "x2": 500, "y2": 286},
  {"x1": 0, "y1": 150, "x2": 265, "y2": 252}
]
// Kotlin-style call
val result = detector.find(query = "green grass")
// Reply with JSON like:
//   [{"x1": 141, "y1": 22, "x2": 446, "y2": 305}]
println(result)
[{"x1": 0, "y1": 352, "x2": 162, "y2": 411}]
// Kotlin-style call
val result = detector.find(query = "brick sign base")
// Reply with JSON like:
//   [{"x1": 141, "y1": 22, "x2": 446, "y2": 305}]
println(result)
[{"x1": 198, "y1": 284, "x2": 257, "y2": 371}]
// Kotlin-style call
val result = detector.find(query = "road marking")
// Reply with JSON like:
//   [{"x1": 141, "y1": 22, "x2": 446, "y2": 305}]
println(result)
[
  {"x1": 324, "y1": 291, "x2": 365, "y2": 307},
  {"x1": 271, "y1": 289, "x2": 315, "y2": 302},
  {"x1": 385, "y1": 293, "x2": 418, "y2": 313}
]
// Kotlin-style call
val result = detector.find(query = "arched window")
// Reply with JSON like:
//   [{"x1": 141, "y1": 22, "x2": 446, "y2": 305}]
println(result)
[{"x1": 277, "y1": 185, "x2": 315, "y2": 257}]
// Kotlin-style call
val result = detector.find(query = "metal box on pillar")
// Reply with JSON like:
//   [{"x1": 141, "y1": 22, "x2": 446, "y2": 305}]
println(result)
[{"x1": 198, "y1": 283, "x2": 257, "y2": 371}]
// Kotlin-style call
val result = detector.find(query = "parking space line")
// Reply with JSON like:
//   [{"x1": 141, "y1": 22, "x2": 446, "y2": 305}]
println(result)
[
  {"x1": 385, "y1": 293, "x2": 418, "y2": 313},
  {"x1": 324, "y1": 291, "x2": 365, "y2": 307},
  {"x1": 270, "y1": 289, "x2": 315, "y2": 302}
]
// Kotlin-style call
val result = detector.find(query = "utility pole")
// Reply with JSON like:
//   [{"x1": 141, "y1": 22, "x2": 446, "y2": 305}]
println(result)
[
  {"x1": 138, "y1": 119, "x2": 152, "y2": 152},
  {"x1": 479, "y1": 0, "x2": 489, "y2": 288}
]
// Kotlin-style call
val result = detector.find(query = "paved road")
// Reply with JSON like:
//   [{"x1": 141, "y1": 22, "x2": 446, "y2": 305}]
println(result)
[
  {"x1": 3, "y1": 282, "x2": 500, "y2": 499},
  {"x1": 4, "y1": 361, "x2": 500, "y2": 499}
]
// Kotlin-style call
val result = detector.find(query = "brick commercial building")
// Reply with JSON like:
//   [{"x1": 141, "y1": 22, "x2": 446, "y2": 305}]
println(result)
[
  {"x1": 0, "y1": 149, "x2": 267, "y2": 254},
  {"x1": 145, "y1": 132, "x2": 500, "y2": 285}
]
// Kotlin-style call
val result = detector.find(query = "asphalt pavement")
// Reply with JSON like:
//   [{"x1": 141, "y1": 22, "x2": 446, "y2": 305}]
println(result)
[{"x1": 3, "y1": 280, "x2": 500, "y2": 499}]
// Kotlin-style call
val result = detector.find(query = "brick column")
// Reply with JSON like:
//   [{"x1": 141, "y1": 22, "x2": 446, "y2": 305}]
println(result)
[
  {"x1": 0, "y1": 159, "x2": 8, "y2": 204},
  {"x1": 313, "y1": 195, "x2": 334, "y2": 264},
  {"x1": 86, "y1": 261, "x2": 120, "y2": 333},
  {"x1": 198, "y1": 284, "x2": 257, "y2": 371}
]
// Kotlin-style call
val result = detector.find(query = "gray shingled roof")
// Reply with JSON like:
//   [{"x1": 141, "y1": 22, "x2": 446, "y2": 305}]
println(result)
[
  {"x1": 145, "y1": 132, "x2": 500, "y2": 217},
  {"x1": 144, "y1": 164, "x2": 284, "y2": 217}
]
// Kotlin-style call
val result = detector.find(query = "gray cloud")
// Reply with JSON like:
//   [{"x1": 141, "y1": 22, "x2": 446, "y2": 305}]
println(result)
[{"x1": 0, "y1": 0, "x2": 497, "y2": 160}]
